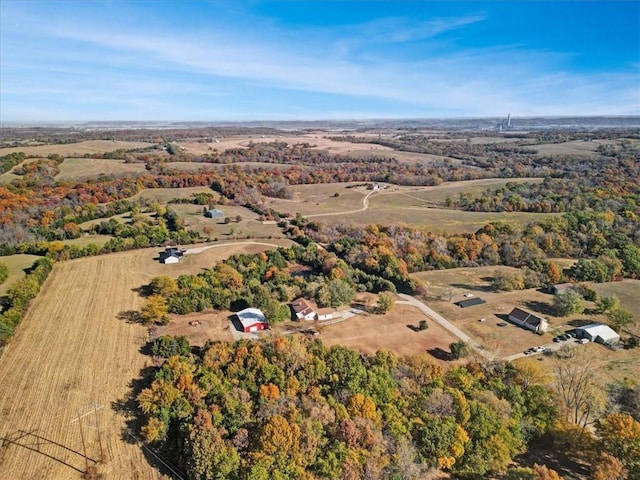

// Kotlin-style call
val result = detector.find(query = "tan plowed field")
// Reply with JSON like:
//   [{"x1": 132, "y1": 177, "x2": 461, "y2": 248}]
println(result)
[
  {"x1": 0, "y1": 243, "x2": 286, "y2": 479},
  {"x1": 0, "y1": 254, "x2": 169, "y2": 479}
]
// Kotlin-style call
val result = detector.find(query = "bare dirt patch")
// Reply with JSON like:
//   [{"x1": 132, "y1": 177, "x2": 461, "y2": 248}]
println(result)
[{"x1": 158, "y1": 311, "x2": 234, "y2": 347}]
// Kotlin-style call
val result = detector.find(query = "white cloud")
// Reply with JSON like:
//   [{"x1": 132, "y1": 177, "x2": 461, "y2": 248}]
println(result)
[{"x1": 1, "y1": 3, "x2": 638, "y2": 120}]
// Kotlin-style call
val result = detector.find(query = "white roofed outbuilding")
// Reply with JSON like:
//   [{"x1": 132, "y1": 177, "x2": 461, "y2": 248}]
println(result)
[{"x1": 576, "y1": 323, "x2": 620, "y2": 345}]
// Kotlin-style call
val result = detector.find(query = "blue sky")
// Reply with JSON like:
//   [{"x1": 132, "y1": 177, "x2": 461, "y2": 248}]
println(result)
[{"x1": 1, "y1": 0, "x2": 638, "y2": 121}]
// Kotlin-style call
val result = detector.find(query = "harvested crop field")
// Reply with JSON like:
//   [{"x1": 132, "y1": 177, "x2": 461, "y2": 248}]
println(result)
[
  {"x1": 0, "y1": 140, "x2": 153, "y2": 157},
  {"x1": 0, "y1": 242, "x2": 290, "y2": 479}
]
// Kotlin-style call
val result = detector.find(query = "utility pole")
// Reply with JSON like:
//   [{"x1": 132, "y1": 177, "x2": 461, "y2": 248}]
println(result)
[
  {"x1": 94, "y1": 404, "x2": 105, "y2": 463},
  {"x1": 71, "y1": 403, "x2": 105, "y2": 474},
  {"x1": 77, "y1": 409, "x2": 89, "y2": 474}
]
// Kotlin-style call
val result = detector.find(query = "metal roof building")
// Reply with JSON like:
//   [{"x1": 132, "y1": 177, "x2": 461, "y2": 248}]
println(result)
[{"x1": 576, "y1": 323, "x2": 620, "y2": 345}]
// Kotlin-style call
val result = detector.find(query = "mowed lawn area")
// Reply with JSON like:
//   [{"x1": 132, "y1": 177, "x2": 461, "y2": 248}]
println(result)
[
  {"x1": 0, "y1": 242, "x2": 289, "y2": 480},
  {"x1": 171, "y1": 204, "x2": 286, "y2": 240},
  {"x1": 0, "y1": 254, "x2": 42, "y2": 297},
  {"x1": 412, "y1": 267, "x2": 640, "y2": 381},
  {"x1": 318, "y1": 301, "x2": 462, "y2": 361}
]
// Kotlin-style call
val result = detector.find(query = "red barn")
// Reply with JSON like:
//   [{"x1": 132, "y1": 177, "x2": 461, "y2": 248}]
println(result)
[{"x1": 236, "y1": 308, "x2": 268, "y2": 333}]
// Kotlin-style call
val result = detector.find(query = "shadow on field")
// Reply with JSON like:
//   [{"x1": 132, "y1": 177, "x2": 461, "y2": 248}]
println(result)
[
  {"x1": 451, "y1": 282, "x2": 495, "y2": 293},
  {"x1": 523, "y1": 300, "x2": 556, "y2": 317},
  {"x1": 0, "y1": 429, "x2": 87, "y2": 474},
  {"x1": 112, "y1": 366, "x2": 189, "y2": 478},
  {"x1": 117, "y1": 310, "x2": 144, "y2": 324},
  {"x1": 427, "y1": 347, "x2": 454, "y2": 361}
]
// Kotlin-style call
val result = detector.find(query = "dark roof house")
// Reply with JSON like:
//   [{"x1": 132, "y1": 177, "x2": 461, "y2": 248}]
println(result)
[
  {"x1": 508, "y1": 307, "x2": 549, "y2": 333},
  {"x1": 456, "y1": 297, "x2": 486, "y2": 308},
  {"x1": 159, "y1": 246, "x2": 184, "y2": 264}
]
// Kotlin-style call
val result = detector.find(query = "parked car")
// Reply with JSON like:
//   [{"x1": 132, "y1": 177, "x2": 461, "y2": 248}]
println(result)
[
  {"x1": 533, "y1": 346, "x2": 544, "y2": 353},
  {"x1": 579, "y1": 338, "x2": 590, "y2": 344}
]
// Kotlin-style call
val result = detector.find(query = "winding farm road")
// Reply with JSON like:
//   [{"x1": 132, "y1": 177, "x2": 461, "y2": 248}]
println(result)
[
  {"x1": 305, "y1": 189, "x2": 376, "y2": 218},
  {"x1": 397, "y1": 293, "x2": 493, "y2": 359}
]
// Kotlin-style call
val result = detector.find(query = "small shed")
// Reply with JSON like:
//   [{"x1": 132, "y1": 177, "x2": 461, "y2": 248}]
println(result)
[
  {"x1": 576, "y1": 323, "x2": 620, "y2": 345},
  {"x1": 508, "y1": 307, "x2": 549, "y2": 333},
  {"x1": 236, "y1": 308, "x2": 269, "y2": 333},
  {"x1": 456, "y1": 297, "x2": 486, "y2": 308},
  {"x1": 204, "y1": 209, "x2": 225, "y2": 219},
  {"x1": 549, "y1": 283, "x2": 576, "y2": 295}
]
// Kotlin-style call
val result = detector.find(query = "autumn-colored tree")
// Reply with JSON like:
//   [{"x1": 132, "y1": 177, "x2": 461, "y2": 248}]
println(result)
[
  {"x1": 185, "y1": 426, "x2": 241, "y2": 480},
  {"x1": 595, "y1": 413, "x2": 640, "y2": 475},
  {"x1": 140, "y1": 294, "x2": 169, "y2": 325},
  {"x1": 148, "y1": 275, "x2": 178, "y2": 297},
  {"x1": 141, "y1": 416, "x2": 166, "y2": 443},
  {"x1": 377, "y1": 291, "x2": 395, "y2": 313},
  {"x1": 532, "y1": 463, "x2": 564, "y2": 480},
  {"x1": 591, "y1": 452, "x2": 626, "y2": 480},
  {"x1": 515, "y1": 359, "x2": 552, "y2": 389},
  {"x1": 546, "y1": 262, "x2": 563, "y2": 284}
]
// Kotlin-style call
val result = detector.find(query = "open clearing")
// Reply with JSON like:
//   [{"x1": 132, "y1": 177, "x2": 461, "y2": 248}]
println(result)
[
  {"x1": 0, "y1": 242, "x2": 289, "y2": 479},
  {"x1": 172, "y1": 204, "x2": 286, "y2": 239},
  {"x1": 0, "y1": 140, "x2": 153, "y2": 157},
  {"x1": 56, "y1": 158, "x2": 147, "y2": 181},
  {"x1": 0, "y1": 254, "x2": 41, "y2": 297},
  {"x1": 412, "y1": 267, "x2": 640, "y2": 380},
  {"x1": 531, "y1": 139, "x2": 613, "y2": 156},
  {"x1": 318, "y1": 301, "x2": 461, "y2": 360},
  {"x1": 590, "y1": 279, "x2": 640, "y2": 335},
  {"x1": 175, "y1": 132, "x2": 391, "y2": 156},
  {"x1": 264, "y1": 179, "x2": 556, "y2": 232},
  {"x1": 127, "y1": 186, "x2": 218, "y2": 204}
]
